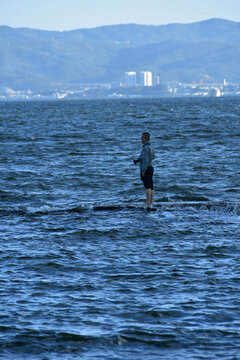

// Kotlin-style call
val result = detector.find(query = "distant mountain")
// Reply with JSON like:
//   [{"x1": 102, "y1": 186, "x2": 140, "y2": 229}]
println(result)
[{"x1": 1, "y1": 18, "x2": 240, "y2": 90}]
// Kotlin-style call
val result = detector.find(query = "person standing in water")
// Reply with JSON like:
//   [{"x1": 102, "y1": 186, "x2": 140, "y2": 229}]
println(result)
[{"x1": 134, "y1": 132, "x2": 155, "y2": 208}]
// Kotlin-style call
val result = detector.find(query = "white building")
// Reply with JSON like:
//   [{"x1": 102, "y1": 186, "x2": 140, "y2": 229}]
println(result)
[
  {"x1": 125, "y1": 72, "x2": 137, "y2": 87},
  {"x1": 140, "y1": 71, "x2": 152, "y2": 87}
]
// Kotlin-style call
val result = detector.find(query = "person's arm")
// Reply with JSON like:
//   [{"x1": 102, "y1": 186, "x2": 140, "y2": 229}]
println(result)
[{"x1": 140, "y1": 147, "x2": 148, "y2": 175}]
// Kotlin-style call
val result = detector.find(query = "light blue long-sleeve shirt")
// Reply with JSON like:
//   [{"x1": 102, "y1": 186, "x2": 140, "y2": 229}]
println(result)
[{"x1": 139, "y1": 141, "x2": 155, "y2": 173}]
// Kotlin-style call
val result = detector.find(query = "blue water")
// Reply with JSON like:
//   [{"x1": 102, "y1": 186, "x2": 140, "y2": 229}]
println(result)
[{"x1": 0, "y1": 98, "x2": 240, "y2": 359}]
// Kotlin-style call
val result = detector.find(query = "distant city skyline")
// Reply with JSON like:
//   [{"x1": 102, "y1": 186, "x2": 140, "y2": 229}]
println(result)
[{"x1": 1, "y1": 0, "x2": 240, "y2": 31}]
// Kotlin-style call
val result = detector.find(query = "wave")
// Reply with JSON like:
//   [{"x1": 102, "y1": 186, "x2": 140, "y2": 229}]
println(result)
[
  {"x1": 0, "y1": 328, "x2": 102, "y2": 355},
  {"x1": 1, "y1": 200, "x2": 240, "y2": 217},
  {"x1": 118, "y1": 329, "x2": 177, "y2": 347}
]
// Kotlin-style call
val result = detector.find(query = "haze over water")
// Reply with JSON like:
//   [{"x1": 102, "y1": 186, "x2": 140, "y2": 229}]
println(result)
[{"x1": 0, "y1": 97, "x2": 239, "y2": 359}]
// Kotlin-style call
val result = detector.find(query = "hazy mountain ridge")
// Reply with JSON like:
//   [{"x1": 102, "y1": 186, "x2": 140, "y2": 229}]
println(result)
[{"x1": 1, "y1": 18, "x2": 240, "y2": 90}]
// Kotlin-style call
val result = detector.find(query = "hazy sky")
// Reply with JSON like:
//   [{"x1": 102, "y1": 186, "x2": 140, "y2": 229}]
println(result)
[{"x1": 1, "y1": 0, "x2": 240, "y2": 30}]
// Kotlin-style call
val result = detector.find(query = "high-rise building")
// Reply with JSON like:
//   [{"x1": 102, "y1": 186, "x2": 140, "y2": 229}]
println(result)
[
  {"x1": 153, "y1": 75, "x2": 160, "y2": 86},
  {"x1": 125, "y1": 72, "x2": 137, "y2": 87},
  {"x1": 140, "y1": 71, "x2": 152, "y2": 87}
]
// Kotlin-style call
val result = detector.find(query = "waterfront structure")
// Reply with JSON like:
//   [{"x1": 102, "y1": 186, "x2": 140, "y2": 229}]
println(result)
[
  {"x1": 208, "y1": 87, "x2": 221, "y2": 97},
  {"x1": 125, "y1": 72, "x2": 137, "y2": 87},
  {"x1": 140, "y1": 71, "x2": 152, "y2": 87}
]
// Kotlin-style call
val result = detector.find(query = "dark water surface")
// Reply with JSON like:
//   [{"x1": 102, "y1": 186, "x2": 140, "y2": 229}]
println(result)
[{"x1": 0, "y1": 98, "x2": 240, "y2": 359}]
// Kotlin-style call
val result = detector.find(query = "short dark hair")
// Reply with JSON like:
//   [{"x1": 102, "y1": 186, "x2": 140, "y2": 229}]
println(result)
[{"x1": 142, "y1": 132, "x2": 150, "y2": 140}]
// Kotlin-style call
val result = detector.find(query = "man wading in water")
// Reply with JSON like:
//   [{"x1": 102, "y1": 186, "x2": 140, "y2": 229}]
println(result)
[{"x1": 134, "y1": 132, "x2": 155, "y2": 209}]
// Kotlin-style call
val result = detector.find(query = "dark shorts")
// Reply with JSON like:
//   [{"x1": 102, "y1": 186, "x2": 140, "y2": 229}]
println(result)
[{"x1": 141, "y1": 166, "x2": 154, "y2": 190}]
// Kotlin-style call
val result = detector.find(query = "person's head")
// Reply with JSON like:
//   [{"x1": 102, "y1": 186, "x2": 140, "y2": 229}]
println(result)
[{"x1": 141, "y1": 132, "x2": 150, "y2": 144}]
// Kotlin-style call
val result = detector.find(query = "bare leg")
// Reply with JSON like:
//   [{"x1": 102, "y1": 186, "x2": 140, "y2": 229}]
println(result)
[
  {"x1": 150, "y1": 189, "x2": 154, "y2": 204},
  {"x1": 145, "y1": 189, "x2": 154, "y2": 207},
  {"x1": 146, "y1": 189, "x2": 152, "y2": 205}
]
